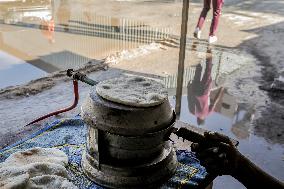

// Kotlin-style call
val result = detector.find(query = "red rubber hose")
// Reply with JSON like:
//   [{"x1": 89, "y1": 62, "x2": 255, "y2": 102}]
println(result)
[{"x1": 25, "y1": 80, "x2": 79, "y2": 126}]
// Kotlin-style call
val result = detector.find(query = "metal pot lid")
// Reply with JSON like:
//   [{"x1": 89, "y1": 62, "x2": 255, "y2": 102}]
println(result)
[{"x1": 96, "y1": 76, "x2": 168, "y2": 107}]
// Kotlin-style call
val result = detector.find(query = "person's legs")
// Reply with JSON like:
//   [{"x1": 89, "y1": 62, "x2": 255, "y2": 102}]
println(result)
[
  {"x1": 209, "y1": 0, "x2": 223, "y2": 36},
  {"x1": 196, "y1": 0, "x2": 211, "y2": 30}
]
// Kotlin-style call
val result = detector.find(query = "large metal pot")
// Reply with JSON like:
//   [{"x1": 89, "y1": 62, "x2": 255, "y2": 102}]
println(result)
[{"x1": 81, "y1": 77, "x2": 177, "y2": 188}]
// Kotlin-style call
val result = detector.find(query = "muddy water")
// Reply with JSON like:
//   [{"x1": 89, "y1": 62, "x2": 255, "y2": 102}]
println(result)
[
  {"x1": 0, "y1": 0, "x2": 172, "y2": 89},
  {"x1": 167, "y1": 43, "x2": 284, "y2": 188}
]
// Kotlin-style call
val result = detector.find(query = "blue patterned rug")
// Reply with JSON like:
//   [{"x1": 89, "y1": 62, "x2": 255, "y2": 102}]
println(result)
[{"x1": 0, "y1": 116, "x2": 209, "y2": 189}]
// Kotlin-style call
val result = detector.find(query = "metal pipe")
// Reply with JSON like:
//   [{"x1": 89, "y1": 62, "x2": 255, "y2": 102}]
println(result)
[
  {"x1": 67, "y1": 69, "x2": 98, "y2": 86},
  {"x1": 175, "y1": 0, "x2": 190, "y2": 116}
]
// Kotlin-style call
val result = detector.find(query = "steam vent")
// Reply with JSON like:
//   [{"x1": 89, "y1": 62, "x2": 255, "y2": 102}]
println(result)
[{"x1": 81, "y1": 76, "x2": 177, "y2": 188}]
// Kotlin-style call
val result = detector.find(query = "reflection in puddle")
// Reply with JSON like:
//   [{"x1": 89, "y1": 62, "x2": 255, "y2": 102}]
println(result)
[
  {"x1": 166, "y1": 44, "x2": 255, "y2": 140},
  {"x1": 0, "y1": 0, "x2": 171, "y2": 89},
  {"x1": 186, "y1": 48, "x2": 222, "y2": 126},
  {"x1": 166, "y1": 42, "x2": 284, "y2": 182}
]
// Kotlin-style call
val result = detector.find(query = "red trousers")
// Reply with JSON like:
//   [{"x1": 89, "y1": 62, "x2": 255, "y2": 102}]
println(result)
[{"x1": 196, "y1": 0, "x2": 223, "y2": 36}]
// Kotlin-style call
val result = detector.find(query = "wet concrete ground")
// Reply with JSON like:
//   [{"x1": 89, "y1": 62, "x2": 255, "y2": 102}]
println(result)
[{"x1": 0, "y1": 0, "x2": 283, "y2": 189}]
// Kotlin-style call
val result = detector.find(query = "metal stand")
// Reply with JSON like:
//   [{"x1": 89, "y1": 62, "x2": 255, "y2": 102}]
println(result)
[{"x1": 175, "y1": 0, "x2": 190, "y2": 115}]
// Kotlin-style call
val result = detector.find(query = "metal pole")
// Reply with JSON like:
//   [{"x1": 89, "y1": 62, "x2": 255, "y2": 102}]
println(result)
[{"x1": 175, "y1": 0, "x2": 190, "y2": 115}]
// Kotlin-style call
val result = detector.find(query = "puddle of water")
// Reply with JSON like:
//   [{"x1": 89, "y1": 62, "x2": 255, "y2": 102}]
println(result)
[
  {"x1": 0, "y1": 0, "x2": 172, "y2": 89},
  {"x1": 165, "y1": 43, "x2": 284, "y2": 183},
  {"x1": 0, "y1": 51, "x2": 46, "y2": 89}
]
